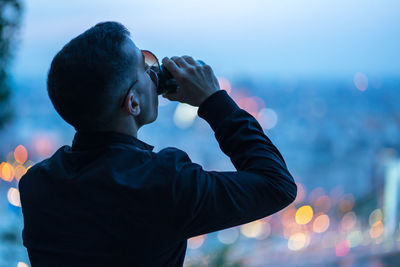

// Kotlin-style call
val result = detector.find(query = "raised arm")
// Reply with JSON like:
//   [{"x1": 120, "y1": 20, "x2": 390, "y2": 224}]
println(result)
[{"x1": 157, "y1": 56, "x2": 296, "y2": 240}]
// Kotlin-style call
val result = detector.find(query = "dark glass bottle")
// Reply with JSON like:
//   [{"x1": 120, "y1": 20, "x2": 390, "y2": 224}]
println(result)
[{"x1": 154, "y1": 64, "x2": 179, "y2": 95}]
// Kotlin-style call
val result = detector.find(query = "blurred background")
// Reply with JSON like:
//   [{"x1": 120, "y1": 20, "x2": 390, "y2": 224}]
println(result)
[{"x1": 0, "y1": 0, "x2": 400, "y2": 266}]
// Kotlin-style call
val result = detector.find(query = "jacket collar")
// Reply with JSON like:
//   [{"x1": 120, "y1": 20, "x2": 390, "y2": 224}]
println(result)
[{"x1": 71, "y1": 131, "x2": 154, "y2": 152}]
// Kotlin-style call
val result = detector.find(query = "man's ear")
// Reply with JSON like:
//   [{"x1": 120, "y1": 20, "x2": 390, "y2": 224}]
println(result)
[{"x1": 124, "y1": 89, "x2": 141, "y2": 116}]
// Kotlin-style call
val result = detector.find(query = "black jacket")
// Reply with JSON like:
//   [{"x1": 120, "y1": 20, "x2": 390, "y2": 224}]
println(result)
[{"x1": 19, "y1": 90, "x2": 297, "y2": 266}]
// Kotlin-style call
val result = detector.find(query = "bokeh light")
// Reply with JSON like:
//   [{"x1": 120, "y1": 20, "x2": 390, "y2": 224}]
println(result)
[
  {"x1": 0, "y1": 1, "x2": 399, "y2": 265},
  {"x1": 7, "y1": 187, "x2": 21, "y2": 207},
  {"x1": 308, "y1": 187, "x2": 325, "y2": 203},
  {"x1": 0, "y1": 162, "x2": 15, "y2": 182},
  {"x1": 173, "y1": 103, "x2": 198, "y2": 129},
  {"x1": 295, "y1": 205, "x2": 313, "y2": 225},
  {"x1": 339, "y1": 212, "x2": 357, "y2": 232},
  {"x1": 187, "y1": 234, "x2": 206, "y2": 249},
  {"x1": 255, "y1": 221, "x2": 271, "y2": 240},
  {"x1": 335, "y1": 240, "x2": 350, "y2": 257},
  {"x1": 288, "y1": 232, "x2": 309, "y2": 251},
  {"x1": 14, "y1": 165, "x2": 27, "y2": 181},
  {"x1": 33, "y1": 135, "x2": 56, "y2": 158},
  {"x1": 217, "y1": 77, "x2": 232, "y2": 95},
  {"x1": 217, "y1": 227, "x2": 239, "y2": 244},
  {"x1": 14, "y1": 145, "x2": 28, "y2": 165},
  {"x1": 312, "y1": 213, "x2": 330, "y2": 233},
  {"x1": 313, "y1": 195, "x2": 331, "y2": 213},
  {"x1": 353, "y1": 72, "x2": 368, "y2": 91},
  {"x1": 257, "y1": 108, "x2": 278, "y2": 130},
  {"x1": 347, "y1": 230, "x2": 363, "y2": 248},
  {"x1": 240, "y1": 220, "x2": 264, "y2": 238},
  {"x1": 339, "y1": 194, "x2": 355, "y2": 213},
  {"x1": 370, "y1": 221, "x2": 384, "y2": 239},
  {"x1": 369, "y1": 209, "x2": 383, "y2": 226}
]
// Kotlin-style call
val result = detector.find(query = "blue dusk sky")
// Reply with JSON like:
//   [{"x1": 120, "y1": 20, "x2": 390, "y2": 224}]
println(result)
[{"x1": 9, "y1": 0, "x2": 400, "y2": 80}]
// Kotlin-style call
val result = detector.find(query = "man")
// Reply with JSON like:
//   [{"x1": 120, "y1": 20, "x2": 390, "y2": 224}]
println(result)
[{"x1": 19, "y1": 21, "x2": 297, "y2": 266}]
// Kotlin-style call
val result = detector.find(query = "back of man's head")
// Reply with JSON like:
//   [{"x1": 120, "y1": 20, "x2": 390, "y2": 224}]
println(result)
[{"x1": 47, "y1": 21, "x2": 133, "y2": 131}]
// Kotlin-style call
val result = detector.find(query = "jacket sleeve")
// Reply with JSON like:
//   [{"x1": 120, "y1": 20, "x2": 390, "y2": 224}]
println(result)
[{"x1": 156, "y1": 90, "x2": 297, "y2": 240}]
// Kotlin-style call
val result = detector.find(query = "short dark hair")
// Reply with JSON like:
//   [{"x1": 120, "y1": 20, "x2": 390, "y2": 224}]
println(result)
[{"x1": 47, "y1": 21, "x2": 134, "y2": 130}]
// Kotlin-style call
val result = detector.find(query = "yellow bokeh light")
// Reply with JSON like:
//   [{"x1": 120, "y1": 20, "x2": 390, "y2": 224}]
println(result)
[
  {"x1": 14, "y1": 145, "x2": 28, "y2": 165},
  {"x1": 370, "y1": 221, "x2": 384, "y2": 239},
  {"x1": 187, "y1": 234, "x2": 206, "y2": 249},
  {"x1": 7, "y1": 187, "x2": 21, "y2": 207},
  {"x1": 0, "y1": 162, "x2": 15, "y2": 182},
  {"x1": 295, "y1": 205, "x2": 313, "y2": 225},
  {"x1": 312, "y1": 214, "x2": 330, "y2": 233}
]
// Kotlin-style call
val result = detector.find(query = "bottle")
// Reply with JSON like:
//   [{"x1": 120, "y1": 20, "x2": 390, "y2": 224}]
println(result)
[{"x1": 154, "y1": 64, "x2": 179, "y2": 95}]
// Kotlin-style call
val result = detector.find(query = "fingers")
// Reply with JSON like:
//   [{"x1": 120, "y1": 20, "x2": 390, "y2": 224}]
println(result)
[
  {"x1": 171, "y1": 56, "x2": 191, "y2": 68},
  {"x1": 162, "y1": 57, "x2": 181, "y2": 78},
  {"x1": 182, "y1": 55, "x2": 197, "y2": 66},
  {"x1": 196, "y1": 60, "x2": 206, "y2": 66},
  {"x1": 163, "y1": 55, "x2": 205, "y2": 70}
]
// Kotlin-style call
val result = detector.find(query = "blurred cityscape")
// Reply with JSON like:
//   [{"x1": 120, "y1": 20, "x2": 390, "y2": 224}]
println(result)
[{"x1": 1, "y1": 74, "x2": 399, "y2": 266}]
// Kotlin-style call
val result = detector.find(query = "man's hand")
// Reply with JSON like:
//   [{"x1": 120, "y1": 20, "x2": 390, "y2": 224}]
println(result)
[{"x1": 161, "y1": 56, "x2": 220, "y2": 107}]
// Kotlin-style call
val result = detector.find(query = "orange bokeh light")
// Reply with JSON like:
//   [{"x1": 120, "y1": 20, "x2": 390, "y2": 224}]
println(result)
[
  {"x1": 15, "y1": 165, "x2": 27, "y2": 181},
  {"x1": 339, "y1": 212, "x2": 357, "y2": 232},
  {"x1": 14, "y1": 145, "x2": 28, "y2": 165},
  {"x1": 0, "y1": 162, "x2": 15, "y2": 182},
  {"x1": 369, "y1": 221, "x2": 384, "y2": 239},
  {"x1": 312, "y1": 213, "x2": 330, "y2": 233}
]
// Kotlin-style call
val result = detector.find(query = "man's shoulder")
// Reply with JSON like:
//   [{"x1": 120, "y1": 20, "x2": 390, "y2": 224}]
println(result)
[{"x1": 153, "y1": 147, "x2": 192, "y2": 167}]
